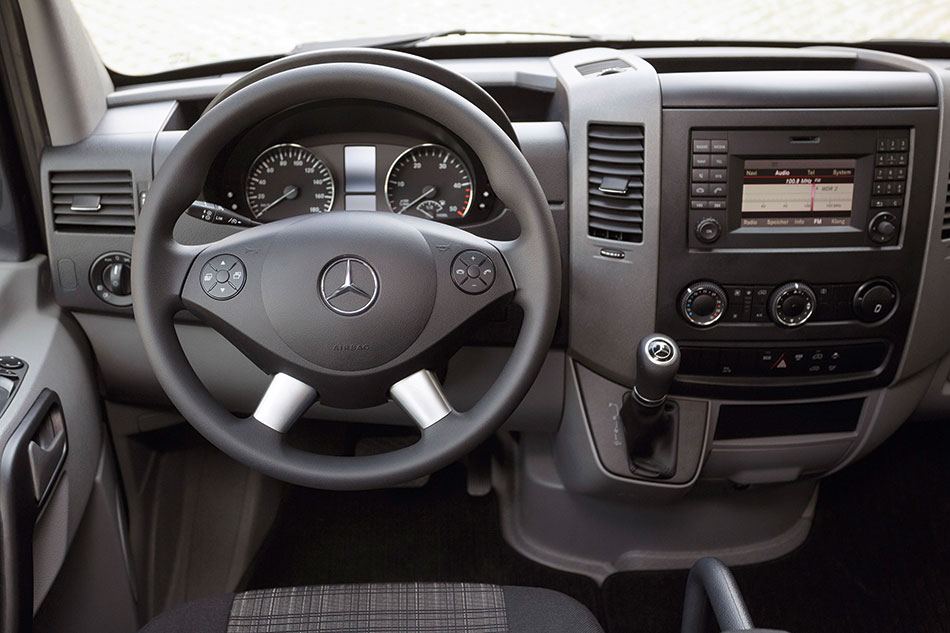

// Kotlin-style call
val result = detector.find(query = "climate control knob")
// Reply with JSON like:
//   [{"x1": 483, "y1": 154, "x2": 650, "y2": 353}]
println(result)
[
  {"x1": 680, "y1": 282, "x2": 727, "y2": 327},
  {"x1": 769, "y1": 282, "x2": 816, "y2": 327}
]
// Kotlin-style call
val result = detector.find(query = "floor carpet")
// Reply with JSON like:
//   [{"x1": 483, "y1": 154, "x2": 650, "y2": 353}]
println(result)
[{"x1": 246, "y1": 418, "x2": 949, "y2": 633}]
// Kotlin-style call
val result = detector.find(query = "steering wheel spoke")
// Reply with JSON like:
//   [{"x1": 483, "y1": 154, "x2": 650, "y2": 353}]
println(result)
[
  {"x1": 389, "y1": 369, "x2": 453, "y2": 430},
  {"x1": 250, "y1": 372, "x2": 318, "y2": 433},
  {"x1": 145, "y1": 240, "x2": 206, "y2": 313}
]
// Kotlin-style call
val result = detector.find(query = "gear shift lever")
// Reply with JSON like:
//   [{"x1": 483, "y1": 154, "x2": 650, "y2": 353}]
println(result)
[{"x1": 620, "y1": 334, "x2": 681, "y2": 479}]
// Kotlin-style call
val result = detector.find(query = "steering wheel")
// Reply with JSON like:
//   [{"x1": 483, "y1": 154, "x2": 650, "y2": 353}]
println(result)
[{"x1": 131, "y1": 59, "x2": 560, "y2": 490}]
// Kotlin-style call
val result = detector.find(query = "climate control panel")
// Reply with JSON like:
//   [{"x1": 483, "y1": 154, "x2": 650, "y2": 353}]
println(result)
[{"x1": 679, "y1": 280, "x2": 897, "y2": 328}]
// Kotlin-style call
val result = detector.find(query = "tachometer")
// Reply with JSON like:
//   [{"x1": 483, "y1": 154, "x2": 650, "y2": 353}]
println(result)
[
  {"x1": 385, "y1": 144, "x2": 473, "y2": 220},
  {"x1": 245, "y1": 144, "x2": 334, "y2": 220}
]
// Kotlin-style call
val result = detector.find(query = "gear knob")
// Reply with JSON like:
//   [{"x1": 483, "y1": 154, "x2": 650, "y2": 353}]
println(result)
[{"x1": 633, "y1": 334, "x2": 680, "y2": 406}]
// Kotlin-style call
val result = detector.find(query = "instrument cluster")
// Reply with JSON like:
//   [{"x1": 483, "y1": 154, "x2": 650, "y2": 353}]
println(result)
[{"x1": 203, "y1": 103, "x2": 500, "y2": 225}]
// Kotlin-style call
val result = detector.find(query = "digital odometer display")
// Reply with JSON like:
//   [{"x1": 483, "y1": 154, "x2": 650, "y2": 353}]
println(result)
[{"x1": 740, "y1": 159, "x2": 856, "y2": 228}]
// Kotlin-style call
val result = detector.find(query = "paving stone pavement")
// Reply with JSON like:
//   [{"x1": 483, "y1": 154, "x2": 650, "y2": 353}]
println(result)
[{"x1": 72, "y1": 0, "x2": 950, "y2": 76}]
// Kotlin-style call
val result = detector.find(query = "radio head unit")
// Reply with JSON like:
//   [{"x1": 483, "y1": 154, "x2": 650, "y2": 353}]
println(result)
[{"x1": 688, "y1": 128, "x2": 910, "y2": 249}]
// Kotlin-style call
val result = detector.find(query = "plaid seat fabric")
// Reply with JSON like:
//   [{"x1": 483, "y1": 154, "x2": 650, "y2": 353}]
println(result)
[{"x1": 226, "y1": 583, "x2": 508, "y2": 633}]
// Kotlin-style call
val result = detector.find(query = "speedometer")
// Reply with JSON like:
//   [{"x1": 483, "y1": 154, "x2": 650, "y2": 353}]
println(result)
[
  {"x1": 245, "y1": 144, "x2": 334, "y2": 220},
  {"x1": 385, "y1": 144, "x2": 473, "y2": 220}
]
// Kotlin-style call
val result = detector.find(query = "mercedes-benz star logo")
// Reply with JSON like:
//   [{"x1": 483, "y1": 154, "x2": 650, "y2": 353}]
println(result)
[{"x1": 320, "y1": 257, "x2": 379, "y2": 316}]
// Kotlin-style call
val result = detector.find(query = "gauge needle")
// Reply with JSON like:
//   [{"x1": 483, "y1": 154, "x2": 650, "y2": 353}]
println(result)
[
  {"x1": 399, "y1": 186, "x2": 437, "y2": 216},
  {"x1": 258, "y1": 185, "x2": 299, "y2": 215}
]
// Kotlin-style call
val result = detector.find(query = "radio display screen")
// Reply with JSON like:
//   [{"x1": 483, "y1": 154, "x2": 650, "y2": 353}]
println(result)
[{"x1": 740, "y1": 159, "x2": 856, "y2": 228}]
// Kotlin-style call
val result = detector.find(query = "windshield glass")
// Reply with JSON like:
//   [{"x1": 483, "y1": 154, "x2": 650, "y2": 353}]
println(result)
[{"x1": 74, "y1": 0, "x2": 950, "y2": 76}]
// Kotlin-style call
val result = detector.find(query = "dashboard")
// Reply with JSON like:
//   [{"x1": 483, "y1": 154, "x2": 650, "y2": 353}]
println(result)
[{"x1": 36, "y1": 45, "x2": 950, "y2": 501}]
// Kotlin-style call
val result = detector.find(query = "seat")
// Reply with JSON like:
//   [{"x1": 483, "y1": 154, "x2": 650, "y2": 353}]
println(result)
[{"x1": 140, "y1": 582, "x2": 604, "y2": 633}]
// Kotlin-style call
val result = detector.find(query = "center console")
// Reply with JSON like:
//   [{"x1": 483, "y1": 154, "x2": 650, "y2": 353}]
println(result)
[{"x1": 659, "y1": 109, "x2": 939, "y2": 399}]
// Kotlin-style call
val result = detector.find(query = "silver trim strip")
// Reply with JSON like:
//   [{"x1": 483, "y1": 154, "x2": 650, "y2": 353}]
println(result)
[
  {"x1": 252, "y1": 373, "x2": 318, "y2": 433},
  {"x1": 389, "y1": 369, "x2": 453, "y2": 429}
]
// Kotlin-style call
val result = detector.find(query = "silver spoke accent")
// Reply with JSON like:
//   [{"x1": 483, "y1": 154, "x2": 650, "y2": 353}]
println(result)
[
  {"x1": 389, "y1": 369, "x2": 453, "y2": 429},
  {"x1": 251, "y1": 373, "x2": 318, "y2": 433}
]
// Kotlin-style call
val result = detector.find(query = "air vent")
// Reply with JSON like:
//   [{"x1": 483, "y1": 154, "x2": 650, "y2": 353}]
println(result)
[
  {"x1": 576, "y1": 58, "x2": 632, "y2": 77},
  {"x1": 50, "y1": 171, "x2": 135, "y2": 232},
  {"x1": 587, "y1": 124, "x2": 644, "y2": 243},
  {"x1": 942, "y1": 169, "x2": 950, "y2": 240}
]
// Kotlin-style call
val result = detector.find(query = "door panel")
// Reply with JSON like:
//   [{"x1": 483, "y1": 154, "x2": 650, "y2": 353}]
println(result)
[{"x1": 0, "y1": 256, "x2": 127, "y2": 631}]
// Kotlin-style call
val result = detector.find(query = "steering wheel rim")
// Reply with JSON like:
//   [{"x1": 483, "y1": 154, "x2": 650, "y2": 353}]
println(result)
[{"x1": 132, "y1": 61, "x2": 560, "y2": 490}]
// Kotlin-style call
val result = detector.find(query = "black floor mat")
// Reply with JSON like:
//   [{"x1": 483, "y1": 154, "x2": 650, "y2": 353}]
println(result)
[
  {"x1": 246, "y1": 419, "x2": 949, "y2": 633},
  {"x1": 244, "y1": 463, "x2": 603, "y2": 622},
  {"x1": 603, "y1": 418, "x2": 950, "y2": 633}
]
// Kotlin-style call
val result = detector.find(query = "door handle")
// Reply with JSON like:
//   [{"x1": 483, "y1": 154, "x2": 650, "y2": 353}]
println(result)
[{"x1": 27, "y1": 413, "x2": 68, "y2": 505}]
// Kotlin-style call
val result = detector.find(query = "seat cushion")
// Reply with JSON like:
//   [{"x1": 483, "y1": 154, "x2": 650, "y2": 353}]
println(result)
[{"x1": 140, "y1": 582, "x2": 603, "y2": 633}]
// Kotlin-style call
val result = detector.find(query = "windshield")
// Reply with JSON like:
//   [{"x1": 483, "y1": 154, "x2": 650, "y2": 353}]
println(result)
[{"x1": 74, "y1": 0, "x2": 950, "y2": 76}]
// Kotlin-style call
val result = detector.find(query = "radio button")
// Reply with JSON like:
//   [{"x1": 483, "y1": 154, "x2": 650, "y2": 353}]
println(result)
[
  {"x1": 695, "y1": 217, "x2": 722, "y2": 244},
  {"x1": 692, "y1": 139, "x2": 711, "y2": 153}
]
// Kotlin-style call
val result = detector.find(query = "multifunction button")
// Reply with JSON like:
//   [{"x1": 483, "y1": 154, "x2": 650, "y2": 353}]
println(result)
[
  {"x1": 452, "y1": 250, "x2": 495, "y2": 294},
  {"x1": 200, "y1": 254, "x2": 247, "y2": 300},
  {"x1": 868, "y1": 211, "x2": 898, "y2": 244}
]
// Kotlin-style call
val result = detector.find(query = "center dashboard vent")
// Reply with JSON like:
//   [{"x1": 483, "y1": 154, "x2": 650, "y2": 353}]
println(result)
[
  {"x1": 942, "y1": 169, "x2": 950, "y2": 240},
  {"x1": 50, "y1": 170, "x2": 135, "y2": 232},
  {"x1": 587, "y1": 124, "x2": 644, "y2": 243}
]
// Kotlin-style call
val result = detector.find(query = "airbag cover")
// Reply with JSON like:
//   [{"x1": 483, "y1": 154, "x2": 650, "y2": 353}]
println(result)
[{"x1": 260, "y1": 212, "x2": 436, "y2": 371}]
